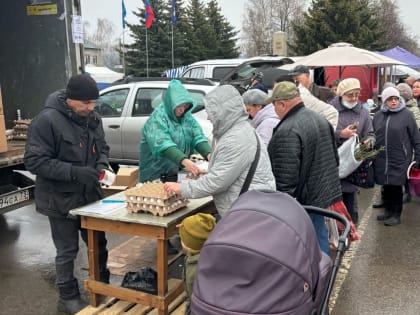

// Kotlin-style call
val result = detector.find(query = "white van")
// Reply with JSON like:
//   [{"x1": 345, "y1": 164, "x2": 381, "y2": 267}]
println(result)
[{"x1": 180, "y1": 59, "x2": 246, "y2": 81}]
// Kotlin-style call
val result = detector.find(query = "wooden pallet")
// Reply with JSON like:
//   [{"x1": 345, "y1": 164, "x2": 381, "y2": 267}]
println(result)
[{"x1": 76, "y1": 292, "x2": 187, "y2": 315}]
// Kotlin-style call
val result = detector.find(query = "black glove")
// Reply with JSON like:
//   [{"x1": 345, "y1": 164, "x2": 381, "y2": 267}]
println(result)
[{"x1": 71, "y1": 166, "x2": 100, "y2": 184}]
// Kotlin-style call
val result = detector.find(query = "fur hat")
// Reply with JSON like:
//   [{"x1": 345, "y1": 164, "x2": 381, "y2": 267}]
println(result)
[
  {"x1": 396, "y1": 83, "x2": 412, "y2": 101},
  {"x1": 336, "y1": 78, "x2": 361, "y2": 96},
  {"x1": 381, "y1": 86, "x2": 400, "y2": 102},
  {"x1": 179, "y1": 213, "x2": 216, "y2": 253},
  {"x1": 242, "y1": 89, "x2": 268, "y2": 105},
  {"x1": 66, "y1": 74, "x2": 99, "y2": 100}
]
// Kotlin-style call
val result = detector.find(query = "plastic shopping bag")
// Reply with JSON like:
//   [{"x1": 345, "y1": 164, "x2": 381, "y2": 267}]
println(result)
[{"x1": 338, "y1": 135, "x2": 362, "y2": 178}]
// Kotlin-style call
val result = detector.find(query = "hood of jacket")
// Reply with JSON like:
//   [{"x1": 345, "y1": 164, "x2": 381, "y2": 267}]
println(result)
[
  {"x1": 252, "y1": 103, "x2": 279, "y2": 127},
  {"x1": 45, "y1": 90, "x2": 101, "y2": 129},
  {"x1": 204, "y1": 85, "x2": 248, "y2": 138},
  {"x1": 162, "y1": 79, "x2": 197, "y2": 122},
  {"x1": 381, "y1": 96, "x2": 406, "y2": 113}
]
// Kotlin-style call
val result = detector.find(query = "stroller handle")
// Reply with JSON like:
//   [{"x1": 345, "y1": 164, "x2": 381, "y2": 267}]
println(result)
[
  {"x1": 303, "y1": 205, "x2": 351, "y2": 245},
  {"x1": 303, "y1": 205, "x2": 351, "y2": 315}
]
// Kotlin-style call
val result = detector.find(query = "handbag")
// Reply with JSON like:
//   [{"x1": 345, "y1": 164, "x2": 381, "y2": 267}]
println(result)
[
  {"x1": 346, "y1": 159, "x2": 375, "y2": 188},
  {"x1": 338, "y1": 135, "x2": 362, "y2": 178}
]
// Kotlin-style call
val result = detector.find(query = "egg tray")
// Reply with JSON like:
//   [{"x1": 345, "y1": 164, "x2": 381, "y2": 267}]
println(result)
[
  {"x1": 126, "y1": 199, "x2": 189, "y2": 216},
  {"x1": 124, "y1": 182, "x2": 189, "y2": 216}
]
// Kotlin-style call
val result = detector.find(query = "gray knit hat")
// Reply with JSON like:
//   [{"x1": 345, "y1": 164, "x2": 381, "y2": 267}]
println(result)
[
  {"x1": 396, "y1": 83, "x2": 412, "y2": 101},
  {"x1": 242, "y1": 89, "x2": 268, "y2": 105}
]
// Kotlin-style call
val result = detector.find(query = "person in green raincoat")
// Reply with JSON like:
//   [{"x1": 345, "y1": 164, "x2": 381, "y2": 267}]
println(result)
[{"x1": 139, "y1": 79, "x2": 211, "y2": 182}]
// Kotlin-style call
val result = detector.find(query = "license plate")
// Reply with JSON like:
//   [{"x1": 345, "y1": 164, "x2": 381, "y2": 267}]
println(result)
[{"x1": 0, "y1": 189, "x2": 30, "y2": 210}]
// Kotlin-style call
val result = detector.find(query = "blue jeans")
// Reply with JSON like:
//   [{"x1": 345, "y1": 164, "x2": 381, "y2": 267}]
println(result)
[{"x1": 309, "y1": 213, "x2": 330, "y2": 255}]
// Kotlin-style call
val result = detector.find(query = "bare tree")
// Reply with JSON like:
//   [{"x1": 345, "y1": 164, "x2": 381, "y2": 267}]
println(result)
[
  {"x1": 241, "y1": 0, "x2": 305, "y2": 56},
  {"x1": 371, "y1": 0, "x2": 418, "y2": 53}
]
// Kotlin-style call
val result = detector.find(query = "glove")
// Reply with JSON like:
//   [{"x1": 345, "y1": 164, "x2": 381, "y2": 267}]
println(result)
[{"x1": 71, "y1": 166, "x2": 100, "y2": 184}]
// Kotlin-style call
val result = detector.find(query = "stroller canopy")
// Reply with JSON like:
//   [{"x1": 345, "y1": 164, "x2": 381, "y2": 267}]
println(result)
[{"x1": 191, "y1": 190, "x2": 332, "y2": 315}]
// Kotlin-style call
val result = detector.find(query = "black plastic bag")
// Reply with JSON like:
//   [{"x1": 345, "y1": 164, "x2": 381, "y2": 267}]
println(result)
[{"x1": 121, "y1": 267, "x2": 158, "y2": 295}]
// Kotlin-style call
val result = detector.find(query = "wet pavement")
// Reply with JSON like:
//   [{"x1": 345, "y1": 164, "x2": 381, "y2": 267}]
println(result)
[{"x1": 0, "y1": 187, "x2": 419, "y2": 314}]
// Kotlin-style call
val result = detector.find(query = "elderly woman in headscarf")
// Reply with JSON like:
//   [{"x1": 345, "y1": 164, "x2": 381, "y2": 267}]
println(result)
[
  {"x1": 330, "y1": 78, "x2": 375, "y2": 224},
  {"x1": 373, "y1": 87, "x2": 420, "y2": 226}
]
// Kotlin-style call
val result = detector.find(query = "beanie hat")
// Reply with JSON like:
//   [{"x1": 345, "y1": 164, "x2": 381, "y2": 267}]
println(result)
[
  {"x1": 242, "y1": 89, "x2": 268, "y2": 105},
  {"x1": 179, "y1": 213, "x2": 216, "y2": 252},
  {"x1": 252, "y1": 72, "x2": 264, "y2": 82},
  {"x1": 66, "y1": 74, "x2": 99, "y2": 100},
  {"x1": 396, "y1": 83, "x2": 412, "y2": 101},
  {"x1": 336, "y1": 78, "x2": 361, "y2": 96},
  {"x1": 381, "y1": 86, "x2": 400, "y2": 102}
]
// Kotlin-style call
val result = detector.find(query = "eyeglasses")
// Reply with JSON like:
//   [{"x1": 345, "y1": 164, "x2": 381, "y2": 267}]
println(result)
[
  {"x1": 386, "y1": 96, "x2": 399, "y2": 102},
  {"x1": 343, "y1": 92, "x2": 360, "y2": 99}
]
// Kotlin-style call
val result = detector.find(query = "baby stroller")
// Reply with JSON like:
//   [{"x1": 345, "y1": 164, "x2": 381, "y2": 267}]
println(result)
[{"x1": 191, "y1": 190, "x2": 350, "y2": 315}]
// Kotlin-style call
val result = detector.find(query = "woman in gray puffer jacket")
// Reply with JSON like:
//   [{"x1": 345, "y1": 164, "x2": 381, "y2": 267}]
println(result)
[
  {"x1": 331, "y1": 78, "x2": 375, "y2": 224},
  {"x1": 373, "y1": 87, "x2": 420, "y2": 226}
]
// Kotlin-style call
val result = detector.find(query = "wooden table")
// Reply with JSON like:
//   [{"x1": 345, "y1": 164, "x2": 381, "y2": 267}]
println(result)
[{"x1": 70, "y1": 193, "x2": 213, "y2": 315}]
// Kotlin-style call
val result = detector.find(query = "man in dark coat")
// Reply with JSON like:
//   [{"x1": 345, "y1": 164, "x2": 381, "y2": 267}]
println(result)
[
  {"x1": 24, "y1": 75, "x2": 111, "y2": 314},
  {"x1": 267, "y1": 81, "x2": 342, "y2": 254}
]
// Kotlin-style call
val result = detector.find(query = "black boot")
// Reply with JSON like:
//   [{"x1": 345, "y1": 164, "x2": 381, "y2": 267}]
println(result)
[
  {"x1": 384, "y1": 204, "x2": 402, "y2": 226},
  {"x1": 377, "y1": 207, "x2": 392, "y2": 221},
  {"x1": 57, "y1": 297, "x2": 88, "y2": 314},
  {"x1": 57, "y1": 279, "x2": 88, "y2": 314}
]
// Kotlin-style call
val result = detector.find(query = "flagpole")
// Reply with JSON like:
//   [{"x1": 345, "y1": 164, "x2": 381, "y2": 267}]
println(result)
[
  {"x1": 146, "y1": 27, "x2": 149, "y2": 77},
  {"x1": 171, "y1": 24, "x2": 174, "y2": 69},
  {"x1": 122, "y1": 30, "x2": 126, "y2": 76}
]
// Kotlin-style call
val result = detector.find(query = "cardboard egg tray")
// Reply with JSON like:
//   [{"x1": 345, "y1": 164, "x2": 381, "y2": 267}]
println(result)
[{"x1": 124, "y1": 182, "x2": 189, "y2": 216}]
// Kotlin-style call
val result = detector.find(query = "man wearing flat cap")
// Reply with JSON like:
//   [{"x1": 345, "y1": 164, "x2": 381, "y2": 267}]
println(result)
[
  {"x1": 267, "y1": 81, "x2": 342, "y2": 255},
  {"x1": 290, "y1": 65, "x2": 335, "y2": 103},
  {"x1": 24, "y1": 74, "x2": 111, "y2": 314}
]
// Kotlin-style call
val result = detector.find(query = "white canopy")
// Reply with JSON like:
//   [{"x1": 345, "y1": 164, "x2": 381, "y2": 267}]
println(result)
[
  {"x1": 85, "y1": 64, "x2": 123, "y2": 83},
  {"x1": 281, "y1": 42, "x2": 406, "y2": 70}
]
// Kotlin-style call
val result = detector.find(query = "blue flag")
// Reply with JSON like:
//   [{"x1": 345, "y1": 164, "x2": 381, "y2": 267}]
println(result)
[
  {"x1": 122, "y1": 0, "x2": 127, "y2": 29},
  {"x1": 171, "y1": 0, "x2": 176, "y2": 25}
]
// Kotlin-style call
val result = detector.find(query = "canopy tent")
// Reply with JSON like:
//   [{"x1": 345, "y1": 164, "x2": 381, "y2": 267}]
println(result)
[
  {"x1": 281, "y1": 42, "x2": 405, "y2": 72},
  {"x1": 85, "y1": 64, "x2": 124, "y2": 90},
  {"x1": 377, "y1": 46, "x2": 420, "y2": 69}
]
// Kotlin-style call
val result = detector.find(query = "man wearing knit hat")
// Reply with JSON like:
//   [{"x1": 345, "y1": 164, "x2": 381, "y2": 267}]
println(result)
[
  {"x1": 266, "y1": 81, "x2": 342, "y2": 255},
  {"x1": 178, "y1": 213, "x2": 216, "y2": 315},
  {"x1": 24, "y1": 74, "x2": 111, "y2": 314}
]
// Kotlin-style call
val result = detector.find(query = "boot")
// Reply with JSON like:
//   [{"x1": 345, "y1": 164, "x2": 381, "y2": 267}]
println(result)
[
  {"x1": 376, "y1": 208, "x2": 392, "y2": 221},
  {"x1": 384, "y1": 204, "x2": 402, "y2": 226},
  {"x1": 57, "y1": 296, "x2": 88, "y2": 314}
]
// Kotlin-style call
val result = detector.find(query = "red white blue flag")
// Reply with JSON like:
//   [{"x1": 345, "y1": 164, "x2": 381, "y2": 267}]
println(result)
[{"x1": 144, "y1": 0, "x2": 155, "y2": 29}]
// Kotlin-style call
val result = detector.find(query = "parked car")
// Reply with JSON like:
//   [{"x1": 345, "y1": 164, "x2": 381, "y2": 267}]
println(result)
[
  {"x1": 180, "y1": 58, "x2": 245, "y2": 81},
  {"x1": 95, "y1": 78, "x2": 217, "y2": 167}
]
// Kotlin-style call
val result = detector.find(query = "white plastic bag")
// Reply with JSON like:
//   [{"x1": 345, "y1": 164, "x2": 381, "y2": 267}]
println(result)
[{"x1": 338, "y1": 135, "x2": 362, "y2": 178}]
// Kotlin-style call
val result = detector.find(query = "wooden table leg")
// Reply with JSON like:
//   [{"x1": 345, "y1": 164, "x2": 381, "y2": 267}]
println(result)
[
  {"x1": 87, "y1": 228, "x2": 100, "y2": 306},
  {"x1": 157, "y1": 238, "x2": 168, "y2": 315}
]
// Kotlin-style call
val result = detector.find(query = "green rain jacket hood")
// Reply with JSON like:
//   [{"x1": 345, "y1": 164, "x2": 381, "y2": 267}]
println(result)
[{"x1": 139, "y1": 80, "x2": 208, "y2": 182}]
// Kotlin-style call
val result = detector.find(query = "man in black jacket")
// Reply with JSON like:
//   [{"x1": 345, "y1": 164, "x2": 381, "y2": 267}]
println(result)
[
  {"x1": 266, "y1": 81, "x2": 342, "y2": 255},
  {"x1": 24, "y1": 75, "x2": 111, "y2": 314}
]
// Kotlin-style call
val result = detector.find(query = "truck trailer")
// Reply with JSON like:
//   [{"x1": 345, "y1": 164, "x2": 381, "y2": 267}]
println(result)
[{"x1": 0, "y1": 0, "x2": 82, "y2": 213}]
